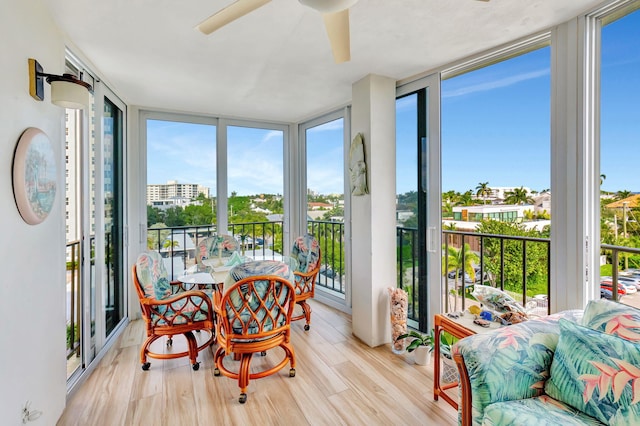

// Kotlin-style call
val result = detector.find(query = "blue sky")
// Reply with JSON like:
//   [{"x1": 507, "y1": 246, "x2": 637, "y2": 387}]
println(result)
[
  {"x1": 147, "y1": 118, "x2": 344, "y2": 196},
  {"x1": 148, "y1": 9, "x2": 639, "y2": 197}
]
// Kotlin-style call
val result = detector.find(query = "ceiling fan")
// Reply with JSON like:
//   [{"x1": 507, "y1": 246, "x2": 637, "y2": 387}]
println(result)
[
  {"x1": 195, "y1": 0, "x2": 359, "y2": 64},
  {"x1": 195, "y1": 0, "x2": 491, "y2": 64}
]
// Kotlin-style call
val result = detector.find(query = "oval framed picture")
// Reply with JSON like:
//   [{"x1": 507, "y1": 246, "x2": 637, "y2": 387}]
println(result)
[{"x1": 12, "y1": 127, "x2": 57, "y2": 225}]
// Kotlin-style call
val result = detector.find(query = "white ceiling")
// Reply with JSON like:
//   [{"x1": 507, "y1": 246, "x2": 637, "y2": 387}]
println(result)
[{"x1": 42, "y1": 0, "x2": 604, "y2": 123}]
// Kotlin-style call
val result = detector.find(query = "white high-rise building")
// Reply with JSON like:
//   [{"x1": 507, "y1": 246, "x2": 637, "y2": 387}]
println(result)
[{"x1": 146, "y1": 180, "x2": 210, "y2": 206}]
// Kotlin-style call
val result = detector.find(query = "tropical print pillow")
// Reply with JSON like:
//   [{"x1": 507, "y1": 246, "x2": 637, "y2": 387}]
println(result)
[
  {"x1": 582, "y1": 298, "x2": 640, "y2": 342},
  {"x1": 291, "y1": 234, "x2": 320, "y2": 274},
  {"x1": 136, "y1": 251, "x2": 172, "y2": 300},
  {"x1": 455, "y1": 310, "x2": 584, "y2": 425},
  {"x1": 545, "y1": 319, "x2": 640, "y2": 425}
]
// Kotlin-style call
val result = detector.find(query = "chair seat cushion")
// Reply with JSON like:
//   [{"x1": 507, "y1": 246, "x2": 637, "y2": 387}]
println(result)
[{"x1": 483, "y1": 396, "x2": 604, "y2": 426}]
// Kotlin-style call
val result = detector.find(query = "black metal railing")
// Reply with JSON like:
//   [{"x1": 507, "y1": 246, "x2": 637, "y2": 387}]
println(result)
[
  {"x1": 443, "y1": 230, "x2": 551, "y2": 314},
  {"x1": 396, "y1": 227, "x2": 552, "y2": 321},
  {"x1": 147, "y1": 220, "x2": 346, "y2": 295},
  {"x1": 66, "y1": 240, "x2": 81, "y2": 361},
  {"x1": 147, "y1": 222, "x2": 285, "y2": 278},
  {"x1": 397, "y1": 227, "x2": 419, "y2": 321},
  {"x1": 600, "y1": 243, "x2": 640, "y2": 302},
  {"x1": 308, "y1": 220, "x2": 345, "y2": 295}
]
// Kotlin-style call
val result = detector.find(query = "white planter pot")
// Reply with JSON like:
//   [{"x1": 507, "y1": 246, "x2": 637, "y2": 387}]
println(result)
[{"x1": 413, "y1": 345, "x2": 432, "y2": 366}]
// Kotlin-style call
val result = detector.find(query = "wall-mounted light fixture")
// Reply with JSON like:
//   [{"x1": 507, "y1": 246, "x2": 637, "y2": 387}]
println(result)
[{"x1": 28, "y1": 58, "x2": 93, "y2": 110}]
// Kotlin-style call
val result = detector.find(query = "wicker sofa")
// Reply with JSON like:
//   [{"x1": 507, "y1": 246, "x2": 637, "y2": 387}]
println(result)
[{"x1": 454, "y1": 299, "x2": 640, "y2": 425}]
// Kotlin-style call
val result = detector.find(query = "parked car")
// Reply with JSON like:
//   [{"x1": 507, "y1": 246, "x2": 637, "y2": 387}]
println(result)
[
  {"x1": 600, "y1": 288, "x2": 613, "y2": 300},
  {"x1": 601, "y1": 276, "x2": 637, "y2": 293},
  {"x1": 447, "y1": 267, "x2": 489, "y2": 283},
  {"x1": 600, "y1": 280, "x2": 627, "y2": 295},
  {"x1": 319, "y1": 265, "x2": 340, "y2": 282},
  {"x1": 616, "y1": 275, "x2": 640, "y2": 291}
]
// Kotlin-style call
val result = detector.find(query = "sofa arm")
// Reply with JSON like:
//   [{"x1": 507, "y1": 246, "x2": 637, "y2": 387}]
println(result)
[{"x1": 454, "y1": 310, "x2": 583, "y2": 426}]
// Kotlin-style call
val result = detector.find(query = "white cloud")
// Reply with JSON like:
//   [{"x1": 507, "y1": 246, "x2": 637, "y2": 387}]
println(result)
[{"x1": 443, "y1": 68, "x2": 549, "y2": 98}]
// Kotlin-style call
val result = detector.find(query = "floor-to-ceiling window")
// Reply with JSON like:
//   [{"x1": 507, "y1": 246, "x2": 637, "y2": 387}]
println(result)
[
  {"x1": 303, "y1": 113, "x2": 347, "y2": 301},
  {"x1": 396, "y1": 93, "x2": 420, "y2": 328},
  {"x1": 103, "y1": 97, "x2": 125, "y2": 336},
  {"x1": 226, "y1": 124, "x2": 286, "y2": 256},
  {"x1": 440, "y1": 44, "x2": 551, "y2": 313},
  {"x1": 598, "y1": 4, "x2": 640, "y2": 305},
  {"x1": 145, "y1": 117, "x2": 217, "y2": 277}
]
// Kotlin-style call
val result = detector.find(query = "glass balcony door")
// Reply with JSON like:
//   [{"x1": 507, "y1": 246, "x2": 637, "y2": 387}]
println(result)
[{"x1": 396, "y1": 75, "x2": 441, "y2": 331}]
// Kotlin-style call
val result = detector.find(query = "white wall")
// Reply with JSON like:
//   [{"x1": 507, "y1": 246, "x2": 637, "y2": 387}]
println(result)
[{"x1": 0, "y1": 1, "x2": 67, "y2": 423}]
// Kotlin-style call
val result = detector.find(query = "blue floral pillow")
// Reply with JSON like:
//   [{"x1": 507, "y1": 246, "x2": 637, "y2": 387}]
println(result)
[
  {"x1": 545, "y1": 319, "x2": 640, "y2": 425},
  {"x1": 582, "y1": 298, "x2": 640, "y2": 343}
]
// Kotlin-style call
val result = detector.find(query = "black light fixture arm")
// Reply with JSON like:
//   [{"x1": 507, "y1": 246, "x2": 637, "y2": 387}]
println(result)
[{"x1": 28, "y1": 58, "x2": 93, "y2": 103}]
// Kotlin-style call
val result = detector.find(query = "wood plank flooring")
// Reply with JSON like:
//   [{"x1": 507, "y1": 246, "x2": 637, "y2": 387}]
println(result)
[{"x1": 57, "y1": 300, "x2": 458, "y2": 425}]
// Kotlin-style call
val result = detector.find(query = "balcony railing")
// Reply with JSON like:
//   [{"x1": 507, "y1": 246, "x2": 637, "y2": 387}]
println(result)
[
  {"x1": 396, "y1": 227, "x2": 552, "y2": 322},
  {"x1": 600, "y1": 243, "x2": 640, "y2": 302},
  {"x1": 309, "y1": 220, "x2": 345, "y2": 295},
  {"x1": 147, "y1": 220, "x2": 346, "y2": 295},
  {"x1": 66, "y1": 240, "x2": 81, "y2": 361}
]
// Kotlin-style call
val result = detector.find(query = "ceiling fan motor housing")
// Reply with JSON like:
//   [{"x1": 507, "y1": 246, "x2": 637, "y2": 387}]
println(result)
[{"x1": 298, "y1": 0, "x2": 358, "y2": 14}]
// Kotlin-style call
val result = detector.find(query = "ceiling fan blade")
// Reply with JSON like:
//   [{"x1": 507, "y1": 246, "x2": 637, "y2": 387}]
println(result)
[
  {"x1": 323, "y1": 9, "x2": 351, "y2": 64},
  {"x1": 196, "y1": 0, "x2": 271, "y2": 35}
]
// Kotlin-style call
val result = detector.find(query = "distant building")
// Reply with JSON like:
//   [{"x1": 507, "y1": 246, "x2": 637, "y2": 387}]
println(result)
[
  {"x1": 488, "y1": 186, "x2": 533, "y2": 201},
  {"x1": 452, "y1": 204, "x2": 534, "y2": 223},
  {"x1": 532, "y1": 193, "x2": 551, "y2": 213},
  {"x1": 605, "y1": 194, "x2": 640, "y2": 209},
  {"x1": 147, "y1": 180, "x2": 209, "y2": 206},
  {"x1": 308, "y1": 202, "x2": 333, "y2": 210}
]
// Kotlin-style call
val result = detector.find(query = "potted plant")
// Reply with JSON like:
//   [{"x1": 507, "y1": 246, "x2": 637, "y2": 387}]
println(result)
[
  {"x1": 439, "y1": 332, "x2": 459, "y2": 383},
  {"x1": 395, "y1": 329, "x2": 434, "y2": 365}
]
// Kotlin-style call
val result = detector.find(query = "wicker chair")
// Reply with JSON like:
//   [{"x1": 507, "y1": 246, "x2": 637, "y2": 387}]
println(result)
[
  {"x1": 213, "y1": 260, "x2": 297, "y2": 403},
  {"x1": 132, "y1": 251, "x2": 214, "y2": 371},
  {"x1": 290, "y1": 234, "x2": 321, "y2": 330}
]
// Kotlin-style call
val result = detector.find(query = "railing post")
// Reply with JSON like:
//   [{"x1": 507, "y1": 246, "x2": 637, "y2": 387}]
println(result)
[
  {"x1": 612, "y1": 249, "x2": 619, "y2": 302},
  {"x1": 522, "y1": 240, "x2": 527, "y2": 306},
  {"x1": 500, "y1": 238, "x2": 505, "y2": 291}
]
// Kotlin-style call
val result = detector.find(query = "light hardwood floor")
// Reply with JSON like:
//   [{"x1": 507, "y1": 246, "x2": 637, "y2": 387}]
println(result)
[{"x1": 58, "y1": 300, "x2": 458, "y2": 425}]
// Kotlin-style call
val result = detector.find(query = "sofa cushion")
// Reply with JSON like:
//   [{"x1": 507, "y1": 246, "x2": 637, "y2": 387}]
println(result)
[
  {"x1": 454, "y1": 310, "x2": 584, "y2": 425},
  {"x1": 483, "y1": 395, "x2": 604, "y2": 426},
  {"x1": 545, "y1": 319, "x2": 640, "y2": 425},
  {"x1": 582, "y1": 298, "x2": 640, "y2": 342}
]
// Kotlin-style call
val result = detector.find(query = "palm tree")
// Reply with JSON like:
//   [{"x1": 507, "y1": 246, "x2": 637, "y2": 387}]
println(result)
[
  {"x1": 616, "y1": 190, "x2": 632, "y2": 201},
  {"x1": 504, "y1": 187, "x2": 534, "y2": 205},
  {"x1": 443, "y1": 222, "x2": 457, "y2": 246},
  {"x1": 457, "y1": 190, "x2": 474, "y2": 206},
  {"x1": 442, "y1": 243, "x2": 479, "y2": 311},
  {"x1": 600, "y1": 174, "x2": 606, "y2": 186},
  {"x1": 475, "y1": 182, "x2": 491, "y2": 204}
]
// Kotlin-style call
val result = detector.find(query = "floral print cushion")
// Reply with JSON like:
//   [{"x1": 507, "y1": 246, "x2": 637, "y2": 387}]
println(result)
[
  {"x1": 291, "y1": 234, "x2": 320, "y2": 274},
  {"x1": 483, "y1": 396, "x2": 605, "y2": 426},
  {"x1": 136, "y1": 251, "x2": 172, "y2": 300},
  {"x1": 196, "y1": 234, "x2": 240, "y2": 266},
  {"x1": 581, "y1": 298, "x2": 640, "y2": 342},
  {"x1": 454, "y1": 310, "x2": 584, "y2": 425},
  {"x1": 545, "y1": 319, "x2": 640, "y2": 425},
  {"x1": 224, "y1": 260, "x2": 294, "y2": 334}
]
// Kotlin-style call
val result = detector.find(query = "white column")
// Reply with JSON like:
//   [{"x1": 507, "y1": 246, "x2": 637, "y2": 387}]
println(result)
[
  {"x1": 550, "y1": 17, "x2": 599, "y2": 312},
  {"x1": 351, "y1": 74, "x2": 397, "y2": 347}
]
